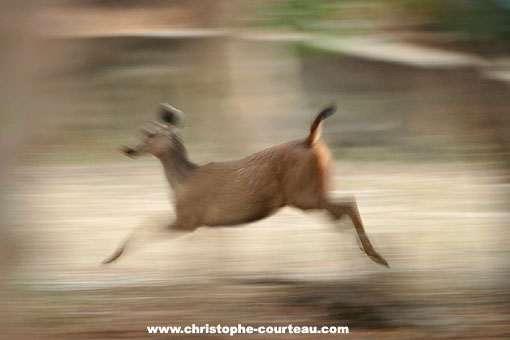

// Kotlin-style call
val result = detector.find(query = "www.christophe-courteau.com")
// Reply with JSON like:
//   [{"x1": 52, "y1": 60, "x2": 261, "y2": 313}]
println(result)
[{"x1": 147, "y1": 324, "x2": 349, "y2": 336}]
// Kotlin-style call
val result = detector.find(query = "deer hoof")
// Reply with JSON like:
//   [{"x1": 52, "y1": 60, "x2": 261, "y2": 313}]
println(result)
[
  {"x1": 101, "y1": 249, "x2": 123, "y2": 265},
  {"x1": 368, "y1": 253, "x2": 390, "y2": 268}
]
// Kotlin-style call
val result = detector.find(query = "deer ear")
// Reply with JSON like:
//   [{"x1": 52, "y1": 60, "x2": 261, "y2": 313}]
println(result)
[{"x1": 159, "y1": 103, "x2": 185, "y2": 127}]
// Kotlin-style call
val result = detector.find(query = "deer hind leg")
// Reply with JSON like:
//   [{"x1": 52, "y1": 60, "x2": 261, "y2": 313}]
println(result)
[
  {"x1": 324, "y1": 198, "x2": 389, "y2": 267},
  {"x1": 101, "y1": 218, "x2": 200, "y2": 264}
]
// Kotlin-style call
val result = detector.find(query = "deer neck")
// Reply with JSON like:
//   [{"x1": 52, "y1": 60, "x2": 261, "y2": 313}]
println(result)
[{"x1": 158, "y1": 137, "x2": 197, "y2": 191}]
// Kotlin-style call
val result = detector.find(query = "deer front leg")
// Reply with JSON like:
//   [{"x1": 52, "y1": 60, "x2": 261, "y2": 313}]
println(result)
[
  {"x1": 325, "y1": 198, "x2": 389, "y2": 267},
  {"x1": 101, "y1": 218, "x2": 200, "y2": 264}
]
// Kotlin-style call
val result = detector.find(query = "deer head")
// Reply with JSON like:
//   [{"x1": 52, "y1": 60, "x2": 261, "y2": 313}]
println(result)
[{"x1": 120, "y1": 103, "x2": 186, "y2": 158}]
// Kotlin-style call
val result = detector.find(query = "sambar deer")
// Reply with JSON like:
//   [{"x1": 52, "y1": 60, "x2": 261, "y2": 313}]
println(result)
[{"x1": 102, "y1": 103, "x2": 389, "y2": 267}]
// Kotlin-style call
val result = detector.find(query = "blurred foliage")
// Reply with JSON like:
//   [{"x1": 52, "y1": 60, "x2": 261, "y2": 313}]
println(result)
[
  {"x1": 396, "y1": 0, "x2": 510, "y2": 52},
  {"x1": 246, "y1": 0, "x2": 510, "y2": 53},
  {"x1": 245, "y1": 0, "x2": 383, "y2": 34},
  {"x1": 398, "y1": 0, "x2": 510, "y2": 34}
]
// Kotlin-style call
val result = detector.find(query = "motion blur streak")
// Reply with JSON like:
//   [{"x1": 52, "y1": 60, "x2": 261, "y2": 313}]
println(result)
[{"x1": 1, "y1": 1, "x2": 509, "y2": 339}]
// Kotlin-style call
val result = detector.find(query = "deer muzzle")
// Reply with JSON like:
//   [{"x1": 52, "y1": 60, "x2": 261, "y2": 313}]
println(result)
[{"x1": 120, "y1": 146, "x2": 137, "y2": 157}]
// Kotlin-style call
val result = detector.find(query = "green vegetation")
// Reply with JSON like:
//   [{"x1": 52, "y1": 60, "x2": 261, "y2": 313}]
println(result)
[
  {"x1": 396, "y1": 0, "x2": 510, "y2": 53},
  {"x1": 244, "y1": 0, "x2": 383, "y2": 35},
  {"x1": 245, "y1": 0, "x2": 510, "y2": 54}
]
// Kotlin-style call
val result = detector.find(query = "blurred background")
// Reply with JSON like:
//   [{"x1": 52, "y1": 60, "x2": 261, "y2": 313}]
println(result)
[{"x1": 1, "y1": 0, "x2": 509, "y2": 339}]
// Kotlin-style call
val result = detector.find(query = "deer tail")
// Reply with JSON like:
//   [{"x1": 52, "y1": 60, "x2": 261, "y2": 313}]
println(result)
[{"x1": 305, "y1": 104, "x2": 336, "y2": 145}]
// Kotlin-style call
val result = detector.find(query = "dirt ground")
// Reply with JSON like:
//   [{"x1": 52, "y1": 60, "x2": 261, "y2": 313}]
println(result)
[{"x1": 3, "y1": 161, "x2": 509, "y2": 339}]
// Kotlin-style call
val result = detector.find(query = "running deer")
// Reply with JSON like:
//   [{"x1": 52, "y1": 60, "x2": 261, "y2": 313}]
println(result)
[{"x1": 102, "y1": 103, "x2": 389, "y2": 267}]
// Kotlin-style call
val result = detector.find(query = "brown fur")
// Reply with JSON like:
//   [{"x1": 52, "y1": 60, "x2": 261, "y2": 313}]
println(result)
[{"x1": 103, "y1": 105, "x2": 389, "y2": 267}]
